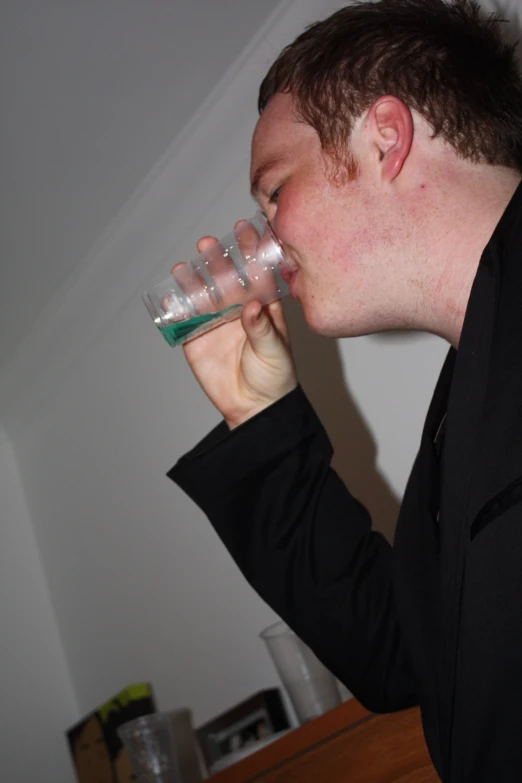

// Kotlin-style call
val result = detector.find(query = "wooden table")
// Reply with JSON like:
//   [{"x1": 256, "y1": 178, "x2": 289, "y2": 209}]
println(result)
[{"x1": 209, "y1": 699, "x2": 440, "y2": 782}]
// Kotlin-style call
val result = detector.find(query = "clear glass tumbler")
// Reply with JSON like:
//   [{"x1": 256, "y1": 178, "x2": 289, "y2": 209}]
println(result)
[
  {"x1": 117, "y1": 713, "x2": 182, "y2": 783},
  {"x1": 260, "y1": 621, "x2": 342, "y2": 724},
  {"x1": 142, "y1": 211, "x2": 290, "y2": 347}
]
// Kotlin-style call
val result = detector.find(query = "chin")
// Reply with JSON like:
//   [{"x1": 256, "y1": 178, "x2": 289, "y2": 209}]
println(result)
[
  {"x1": 302, "y1": 305, "x2": 344, "y2": 338},
  {"x1": 303, "y1": 303, "x2": 377, "y2": 339}
]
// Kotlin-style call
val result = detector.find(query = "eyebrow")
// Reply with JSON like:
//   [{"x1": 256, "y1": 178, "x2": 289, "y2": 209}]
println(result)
[{"x1": 250, "y1": 155, "x2": 288, "y2": 199}]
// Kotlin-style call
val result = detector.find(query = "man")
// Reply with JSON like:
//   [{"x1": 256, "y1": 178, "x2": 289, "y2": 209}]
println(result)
[{"x1": 168, "y1": 1, "x2": 522, "y2": 780}]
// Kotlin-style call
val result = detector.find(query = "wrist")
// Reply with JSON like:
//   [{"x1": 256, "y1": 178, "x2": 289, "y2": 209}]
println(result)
[{"x1": 225, "y1": 383, "x2": 298, "y2": 430}]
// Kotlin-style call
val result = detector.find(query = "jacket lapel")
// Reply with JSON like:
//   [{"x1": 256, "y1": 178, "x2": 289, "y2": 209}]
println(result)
[
  {"x1": 436, "y1": 245, "x2": 498, "y2": 772},
  {"x1": 468, "y1": 213, "x2": 522, "y2": 526}
]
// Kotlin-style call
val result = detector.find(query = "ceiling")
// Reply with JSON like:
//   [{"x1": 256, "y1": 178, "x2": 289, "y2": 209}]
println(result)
[{"x1": 0, "y1": 0, "x2": 282, "y2": 373}]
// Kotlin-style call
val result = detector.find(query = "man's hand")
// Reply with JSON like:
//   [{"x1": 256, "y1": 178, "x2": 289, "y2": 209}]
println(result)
[{"x1": 178, "y1": 229, "x2": 298, "y2": 430}]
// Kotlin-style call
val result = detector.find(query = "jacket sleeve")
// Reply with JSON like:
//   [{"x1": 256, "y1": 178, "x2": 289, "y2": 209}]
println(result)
[{"x1": 168, "y1": 385, "x2": 418, "y2": 713}]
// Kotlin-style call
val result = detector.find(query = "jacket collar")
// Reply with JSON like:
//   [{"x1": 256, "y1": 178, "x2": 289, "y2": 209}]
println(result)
[
  {"x1": 426, "y1": 179, "x2": 522, "y2": 526},
  {"x1": 426, "y1": 180, "x2": 522, "y2": 769},
  {"x1": 466, "y1": 179, "x2": 522, "y2": 521}
]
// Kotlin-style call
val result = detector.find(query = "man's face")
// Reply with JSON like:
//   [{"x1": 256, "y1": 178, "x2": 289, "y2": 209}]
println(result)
[{"x1": 250, "y1": 91, "x2": 413, "y2": 338}]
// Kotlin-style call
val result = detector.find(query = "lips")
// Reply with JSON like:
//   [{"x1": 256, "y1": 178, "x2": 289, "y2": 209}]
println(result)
[
  {"x1": 278, "y1": 258, "x2": 300, "y2": 300},
  {"x1": 280, "y1": 264, "x2": 294, "y2": 285},
  {"x1": 289, "y1": 270, "x2": 301, "y2": 303},
  {"x1": 280, "y1": 256, "x2": 299, "y2": 283}
]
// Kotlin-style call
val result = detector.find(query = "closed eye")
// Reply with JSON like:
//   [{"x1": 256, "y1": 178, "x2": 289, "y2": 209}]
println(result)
[{"x1": 269, "y1": 186, "x2": 282, "y2": 205}]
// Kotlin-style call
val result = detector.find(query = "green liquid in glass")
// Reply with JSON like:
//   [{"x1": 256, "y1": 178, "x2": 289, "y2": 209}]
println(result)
[{"x1": 159, "y1": 304, "x2": 242, "y2": 347}]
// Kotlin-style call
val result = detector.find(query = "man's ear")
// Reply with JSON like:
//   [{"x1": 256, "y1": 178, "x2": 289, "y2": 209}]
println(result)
[{"x1": 367, "y1": 96, "x2": 413, "y2": 182}]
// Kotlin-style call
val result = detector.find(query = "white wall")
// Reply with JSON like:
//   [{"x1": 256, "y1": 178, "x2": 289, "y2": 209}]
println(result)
[
  {"x1": 0, "y1": 0, "x2": 283, "y2": 370},
  {"x1": 0, "y1": 429, "x2": 78, "y2": 781},
  {"x1": 0, "y1": 0, "x2": 519, "y2": 763}
]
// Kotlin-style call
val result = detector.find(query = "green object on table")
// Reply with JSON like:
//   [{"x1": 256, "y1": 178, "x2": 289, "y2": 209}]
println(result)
[{"x1": 159, "y1": 304, "x2": 243, "y2": 346}]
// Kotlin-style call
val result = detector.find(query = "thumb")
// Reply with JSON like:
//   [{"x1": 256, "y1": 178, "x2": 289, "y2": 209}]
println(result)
[{"x1": 241, "y1": 301, "x2": 284, "y2": 357}]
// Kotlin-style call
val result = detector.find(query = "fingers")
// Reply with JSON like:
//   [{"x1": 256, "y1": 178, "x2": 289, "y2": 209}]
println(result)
[
  {"x1": 167, "y1": 262, "x2": 214, "y2": 316},
  {"x1": 197, "y1": 235, "x2": 219, "y2": 255},
  {"x1": 171, "y1": 237, "x2": 228, "y2": 314},
  {"x1": 266, "y1": 300, "x2": 290, "y2": 341},
  {"x1": 241, "y1": 300, "x2": 288, "y2": 359},
  {"x1": 235, "y1": 220, "x2": 283, "y2": 304},
  {"x1": 235, "y1": 220, "x2": 260, "y2": 254},
  {"x1": 170, "y1": 236, "x2": 218, "y2": 275},
  {"x1": 169, "y1": 220, "x2": 284, "y2": 316},
  {"x1": 193, "y1": 222, "x2": 261, "y2": 309}
]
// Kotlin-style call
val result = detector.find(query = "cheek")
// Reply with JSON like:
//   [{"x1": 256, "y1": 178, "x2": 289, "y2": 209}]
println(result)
[
  {"x1": 272, "y1": 195, "x2": 302, "y2": 249},
  {"x1": 272, "y1": 181, "x2": 325, "y2": 247}
]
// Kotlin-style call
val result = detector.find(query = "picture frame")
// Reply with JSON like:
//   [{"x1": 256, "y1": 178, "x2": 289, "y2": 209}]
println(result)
[{"x1": 196, "y1": 688, "x2": 291, "y2": 769}]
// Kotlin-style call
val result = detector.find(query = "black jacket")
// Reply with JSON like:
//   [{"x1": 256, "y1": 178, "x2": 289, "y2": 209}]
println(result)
[{"x1": 169, "y1": 181, "x2": 522, "y2": 782}]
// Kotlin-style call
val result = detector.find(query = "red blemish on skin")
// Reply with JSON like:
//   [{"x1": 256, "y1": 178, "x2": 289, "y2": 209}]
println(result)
[{"x1": 420, "y1": 184, "x2": 426, "y2": 189}]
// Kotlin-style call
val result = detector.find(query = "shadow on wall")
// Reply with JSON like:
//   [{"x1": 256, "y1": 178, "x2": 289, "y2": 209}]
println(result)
[{"x1": 283, "y1": 298, "x2": 401, "y2": 545}]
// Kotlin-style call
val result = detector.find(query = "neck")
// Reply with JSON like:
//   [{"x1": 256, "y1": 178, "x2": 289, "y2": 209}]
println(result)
[{"x1": 413, "y1": 167, "x2": 521, "y2": 349}]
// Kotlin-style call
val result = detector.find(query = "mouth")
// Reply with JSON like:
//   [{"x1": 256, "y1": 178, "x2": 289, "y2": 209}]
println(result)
[
  {"x1": 280, "y1": 265, "x2": 294, "y2": 285},
  {"x1": 289, "y1": 269, "x2": 300, "y2": 301},
  {"x1": 280, "y1": 258, "x2": 298, "y2": 285},
  {"x1": 278, "y1": 255, "x2": 300, "y2": 301}
]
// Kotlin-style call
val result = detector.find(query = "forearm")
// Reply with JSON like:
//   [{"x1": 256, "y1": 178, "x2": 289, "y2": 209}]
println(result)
[{"x1": 169, "y1": 386, "x2": 417, "y2": 712}]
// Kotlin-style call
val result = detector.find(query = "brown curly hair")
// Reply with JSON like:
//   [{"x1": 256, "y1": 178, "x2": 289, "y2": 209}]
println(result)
[{"x1": 259, "y1": 0, "x2": 522, "y2": 170}]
